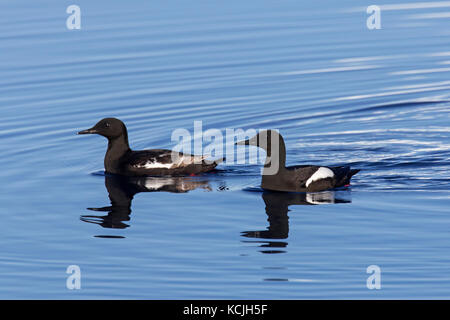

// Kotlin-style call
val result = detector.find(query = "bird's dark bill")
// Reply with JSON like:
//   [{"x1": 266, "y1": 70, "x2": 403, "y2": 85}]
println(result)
[
  {"x1": 235, "y1": 139, "x2": 250, "y2": 145},
  {"x1": 77, "y1": 128, "x2": 97, "y2": 134}
]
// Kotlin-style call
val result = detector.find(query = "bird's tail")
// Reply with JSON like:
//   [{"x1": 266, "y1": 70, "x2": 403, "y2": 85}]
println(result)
[
  {"x1": 199, "y1": 156, "x2": 225, "y2": 172},
  {"x1": 202, "y1": 156, "x2": 225, "y2": 165},
  {"x1": 334, "y1": 167, "x2": 360, "y2": 187},
  {"x1": 342, "y1": 168, "x2": 360, "y2": 186},
  {"x1": 349, "y1": 169, "x2": 360, "y2": 178}
]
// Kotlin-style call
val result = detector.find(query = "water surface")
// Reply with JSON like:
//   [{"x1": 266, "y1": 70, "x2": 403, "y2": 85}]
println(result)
[{"x1": 0, "y1": 0, "x2": 449, "y2": 299}]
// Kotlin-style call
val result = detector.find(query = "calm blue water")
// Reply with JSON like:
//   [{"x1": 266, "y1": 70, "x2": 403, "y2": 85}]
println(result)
[{"x1": 0, "y1": 0, "x2": 449, "y2": 299}]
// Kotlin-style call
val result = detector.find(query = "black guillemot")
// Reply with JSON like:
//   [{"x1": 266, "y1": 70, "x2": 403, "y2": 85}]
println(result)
[
  {"x1": 78, "y1": 118, "x2": 223, "y2": 176},
  {"x1": 236, "y1": 130, "x2": 360, "y2": 192}
]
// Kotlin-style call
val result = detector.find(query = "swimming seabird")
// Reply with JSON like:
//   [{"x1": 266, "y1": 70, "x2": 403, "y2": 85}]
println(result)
[
  {"x1": 236, "y1": 130, "x2": 359, "y2": 192},
  {"x1": 78, "y1": 118, "x2": 223, "y2": 176}
]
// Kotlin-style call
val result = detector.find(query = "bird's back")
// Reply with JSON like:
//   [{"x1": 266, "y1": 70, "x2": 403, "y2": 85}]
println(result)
[{"x1": 122, "y1": 149, "x2": 222, "y2": 176}]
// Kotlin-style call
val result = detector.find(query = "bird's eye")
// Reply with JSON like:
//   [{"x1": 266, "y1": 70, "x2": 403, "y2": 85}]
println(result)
[{"x1": 105, "y1": 123, "x2": 110, "y2": 128}]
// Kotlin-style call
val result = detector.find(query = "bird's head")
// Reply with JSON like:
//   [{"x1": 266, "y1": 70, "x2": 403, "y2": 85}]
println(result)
[
  {"x1": 235, "y1": 129, "x2": 279, "y2": 150},
  {"x1": 78, "y1": 118, "x2": 127, "y2": 140}
]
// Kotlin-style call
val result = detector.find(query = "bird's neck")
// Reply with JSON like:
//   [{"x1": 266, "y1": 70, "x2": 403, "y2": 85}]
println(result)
[
  {"x1": 262, "y1": 134, "x2": 287, "y2": 176},
  {"x1": 105, "y1": 134, "x2": 131, "y2": 174}
]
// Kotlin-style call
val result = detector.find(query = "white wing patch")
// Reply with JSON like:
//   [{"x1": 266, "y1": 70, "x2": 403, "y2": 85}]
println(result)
[
  {"x1": 138, "y1": 154, "x2": 207, "y2": 169},
  {"x1": 141, "y1": 161, "x2": 174, "y2": 169},
  {"x1": 306, "y1": 167, "x2": 334, "y2": 187}
]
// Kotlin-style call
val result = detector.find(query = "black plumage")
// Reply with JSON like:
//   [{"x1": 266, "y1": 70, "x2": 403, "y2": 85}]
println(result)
[
  {"x1": 236, "y1": 130, "x2": 359, "y2": 192},
  {"x1": 78, "y1": 118, "x2": 223, "y2": 176}
]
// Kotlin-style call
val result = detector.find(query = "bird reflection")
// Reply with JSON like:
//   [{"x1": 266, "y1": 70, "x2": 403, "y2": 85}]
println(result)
[
  {"x1": 241, "y1": 190, "x2": 351, "y2": 254},
  {"x1": 81, "y1": 174, "x2": 212, "y2": 230}
]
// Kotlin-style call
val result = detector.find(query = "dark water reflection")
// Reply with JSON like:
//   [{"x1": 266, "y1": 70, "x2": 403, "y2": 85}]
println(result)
[
  {"x1": 81, "y1": 174, "x2": 351, "y2": 249},
  {"x1": 242, "y1": 190, "x2": 351, "y2": 254},
  {"x1": 81, "y1": 174, "x2": 214, "y2": 230}
]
